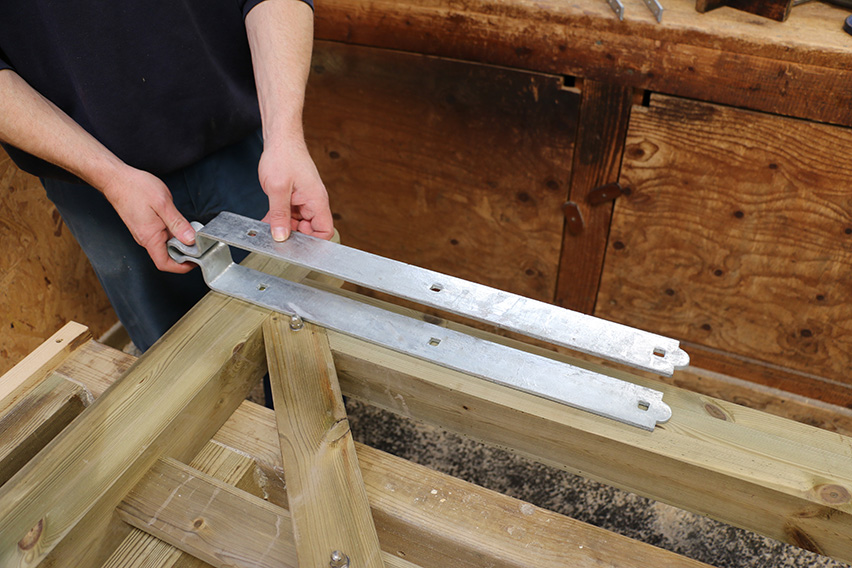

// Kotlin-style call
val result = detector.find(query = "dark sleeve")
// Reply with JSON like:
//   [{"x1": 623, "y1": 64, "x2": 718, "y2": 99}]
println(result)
[
  {"x1": 0, "y1": 46, "x2": 13, "y2": 72},
  {"x1": 242, "y1": 0, "x2": 314, "y2": 18}
]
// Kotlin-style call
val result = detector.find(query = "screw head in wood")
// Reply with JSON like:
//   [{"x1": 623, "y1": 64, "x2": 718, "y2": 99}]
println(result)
[
  {"x1": 329, "y1": 550, "x2": 350, "y2": 568},
  {"x1": 289, "y1": 314, "x2": 304, "y2": 331}
]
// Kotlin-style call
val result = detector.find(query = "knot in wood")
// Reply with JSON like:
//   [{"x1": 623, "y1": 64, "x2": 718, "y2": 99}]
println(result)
[
  {"x1": 817, "y1": 484, "x2": 851, "y2": 505},
  {"x1": 18, "y1": 519, "x2": 43, "y2": 551}
]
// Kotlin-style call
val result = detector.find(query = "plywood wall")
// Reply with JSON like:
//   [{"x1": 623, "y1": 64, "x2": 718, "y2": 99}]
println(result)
[
  {"x1": 0, "y1": 149, "x2": 116, "y2": 375},
  {"x1": 598, "y1": 94, "x2": 852, "y2": 391},
  {"x1": 304, "y1": 42, "x2": 580, "y2": 303}
]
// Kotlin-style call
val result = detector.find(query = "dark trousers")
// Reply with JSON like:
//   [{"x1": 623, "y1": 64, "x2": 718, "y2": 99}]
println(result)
[{"x1": 42, "y1": 130, "x2": 267, "y2": 353}]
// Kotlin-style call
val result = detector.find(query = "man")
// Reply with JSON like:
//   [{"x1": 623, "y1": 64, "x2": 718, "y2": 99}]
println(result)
[{"x1": 0, "y1": 0, "x2": 334, "y2": 352}]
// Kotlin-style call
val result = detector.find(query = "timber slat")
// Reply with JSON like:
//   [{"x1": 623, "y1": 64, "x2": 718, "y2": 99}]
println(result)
[
  {"x1": 104, "y1": 442, "x2": 259, "y2": 568},
  {"x1": 312, "y1": 0, "x2": 852, "y2": 126},
  {"x1": 555, "y1": 80, "x2": 633, "y2": 313},
  {"x1": 0, "y1": 372, "x2": 89, "y2": 487},
  {"x1": 119, "y1": 458, "x2": 420, "y2": 568},
  {"x1": 265, "y1": 318, "x2": 384, "y2": 568},
  {"x1": 123, "y1": 408, "x2": 711, "y2": 568},
  {"x1": 0, "y1": 321, "x2": 90, "y2": 408}
]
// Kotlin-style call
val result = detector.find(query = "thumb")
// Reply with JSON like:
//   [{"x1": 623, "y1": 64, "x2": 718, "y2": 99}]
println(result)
[
  {"x1": 156, "y1": 199, "x2": 195, "y2": 245},
  {"x1": 264, "y1": 186, "x2": 293, "y2": 242}
]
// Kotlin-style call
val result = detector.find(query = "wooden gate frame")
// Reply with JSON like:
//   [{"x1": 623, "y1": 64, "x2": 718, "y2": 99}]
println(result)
[{"x1": 1, "y1": 252, "x2": 851, "y2": 567}]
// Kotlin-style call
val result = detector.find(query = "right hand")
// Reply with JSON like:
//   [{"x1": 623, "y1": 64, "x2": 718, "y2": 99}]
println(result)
[{"x1": 100, "y1": 166, "x2": 197, "y2": 273}]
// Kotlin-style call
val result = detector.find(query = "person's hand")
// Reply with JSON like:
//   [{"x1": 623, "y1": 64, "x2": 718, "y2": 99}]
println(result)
[
  {"x1": 258, "y1": 138, "x2": 334, "y2": 242},
  {"x1": 101, "y1": 166, "x2": 197, "y2": 273}
]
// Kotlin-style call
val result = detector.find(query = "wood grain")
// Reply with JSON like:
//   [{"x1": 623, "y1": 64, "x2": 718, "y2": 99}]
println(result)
[
  {"x1": 555, "y1": 80, "x2": 633, "y2": 313},
  {"x1": 304, "y1": 41, "x2": 578, "y2": 302},
  {"x1": 120, "y1": 458, "x2": 422, "y2": 568},
  {"x1": 597, "y1": 94, "x2": 852, "y2": 393},
  {"x1": 264, "y1": 318, "x2": 384, "y2": 568},
  {"x1": 313, "y1": 0, "x2": 852, "y2": 126},
  {"x1": 0, "y1": 321, "x2": 89, "y2": 407},
  {"x1": 107, "y1": 444, "x2": 264, "y2": 568},
  {"x1": 0, "y1": 151, "x2": 115, "y2": 376},
  {"x1": 0, "y1": 373, "x2": 88, "y2": 487}
]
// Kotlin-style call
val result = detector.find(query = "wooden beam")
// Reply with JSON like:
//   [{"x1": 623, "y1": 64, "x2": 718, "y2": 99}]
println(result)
[
  {"x1": 555, "y1": 80, "x2": 633, "y2": 313},
  {"x1": 0, "y1": 255, "x2": 313, "y2": 568},
  {"x1": 256, "y1": 277, "x2": 852, "y2": 563},
  {"x1": 0, "y1": 321, "x2": 90, "y2": 408},
  {"x1": 264, "y1": 318, "x2": 384, "y2": 568},
  {"x1": 119, "y1": 457, "x2": 419, "y2": 568},
  {"x1": 328, "y1": 328, "x2": 852, "y2": 562},
  {"x1": 312, "y1": 0, "x2": 852, "y2": 127}
]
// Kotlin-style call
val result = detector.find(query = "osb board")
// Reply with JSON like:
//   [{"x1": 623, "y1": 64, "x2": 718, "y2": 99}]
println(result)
[
  {"x1": 0, "y1": 149, "x2": 116, "y2": 375},
  {"x1": 303, "y1": 41, "x2": 579, "y2": 302},
  {"x1": 597, "y1": 94, "x2": 852, "y2": 390}
]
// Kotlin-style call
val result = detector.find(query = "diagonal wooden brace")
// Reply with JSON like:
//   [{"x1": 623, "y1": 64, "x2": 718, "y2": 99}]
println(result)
[{"x1": 264, "y1": 317, "x2": 384, "y2": 568}]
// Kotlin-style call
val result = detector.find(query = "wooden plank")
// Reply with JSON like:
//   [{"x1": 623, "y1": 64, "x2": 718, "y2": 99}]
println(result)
[
  {"x1": 312, "y1": 0, "x2": 852, "y2": 126},
  {"x1": 555, "y1": 80, "x2": 633, "y2": 313},
  {"x1": 118, "y1": 458, "x2": 419, "y2": 568},
  {"x1": 305, "y1": 41, "x2": 578, "y2": 304},
  {"x1": 0, "y1": 321, "x2": 90, "y2": 407},
  {"x1": 104, "y1": 442, "x2": 259, "y2": 568},
  {"x1": 264, "y1": 318, "x2": 383, "y2": 568},
  {"x1": 597, "y1": 94, "x2": 852, "y2": 400},
  {"x1": 0, "y1": 148, "x2": 115, "y2": 377},
  {"x1": 0, "y1": 372, "x2": 89, "y2": 487},
  {"x1": 118, "y1": 458, "x2": 298, "y2": 568},
  {"x1": 69, "y1": 301, "x2": 852, "y2": 562},
  {"x1": 0, "y1": 255, "x2": 313, "y2": 568},
  {"x1": 120, "y1": 414, "x2": 711, "y2": 568},
  {"x1": 244, "y1": 278, "x2": 852, "y2": 562}
]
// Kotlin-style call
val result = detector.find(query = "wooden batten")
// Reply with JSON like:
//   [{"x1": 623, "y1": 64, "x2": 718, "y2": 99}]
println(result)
[
  {"x1": 555, "y1": 80, "x2": 633, "y2": 313},
  {"x1": 264, "y1": 318, "x2": 384, "y2": 568}
]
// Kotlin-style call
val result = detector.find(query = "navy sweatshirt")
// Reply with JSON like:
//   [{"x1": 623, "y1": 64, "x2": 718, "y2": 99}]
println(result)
[{"x1": 0, "y1": 0, "x2": 312, "y2": 181}]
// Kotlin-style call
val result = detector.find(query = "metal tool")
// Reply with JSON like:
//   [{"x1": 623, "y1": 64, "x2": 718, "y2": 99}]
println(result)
[
  {"x1": 606, "y1": 0, "x2": 664, "y2": 22},
  {"x1": 168, "y1": 212, "x2": 687, "y2": 431}
]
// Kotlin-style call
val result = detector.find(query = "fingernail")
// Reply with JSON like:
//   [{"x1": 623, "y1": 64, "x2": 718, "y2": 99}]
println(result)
[
  {"x1": 272, "y1": 227, "x2": 289, "y2": 242},
  {"x1": 181, "y1": 228, "x2": 196, "y2": 244}
]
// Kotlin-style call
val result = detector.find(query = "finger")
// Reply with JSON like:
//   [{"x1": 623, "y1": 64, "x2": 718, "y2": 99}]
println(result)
[
  {"x1": 147, "y1": 241, "x2": 195, "y2": 274},
  {"x1": 154, "y1": 196, "x2": 196, "y2": 245},
  {"x1": 308, "y1": 208, "x2": 335, "y2": 240},
  {"x1": 264, "y1": 183, "x2": 293, "y2": 242}
]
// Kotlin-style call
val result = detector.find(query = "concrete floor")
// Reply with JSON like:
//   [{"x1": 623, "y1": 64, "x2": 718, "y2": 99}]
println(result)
[{"x1": 343, "y1": 399, "x2": 850, "y2": 568}]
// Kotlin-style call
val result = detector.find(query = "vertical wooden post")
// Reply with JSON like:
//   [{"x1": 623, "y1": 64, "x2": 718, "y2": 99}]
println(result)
[
  {"x1": 555, "y1": 80, "x2": 633, "y2": 314},
  {"x1": 264, "y1": 317, "x2": 384, "y2": 568}
]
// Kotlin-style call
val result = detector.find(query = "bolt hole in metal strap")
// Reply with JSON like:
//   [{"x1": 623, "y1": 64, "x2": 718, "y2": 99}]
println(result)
[{"x1": 168, "y1": 212, "x2": 688, "y2": 430}]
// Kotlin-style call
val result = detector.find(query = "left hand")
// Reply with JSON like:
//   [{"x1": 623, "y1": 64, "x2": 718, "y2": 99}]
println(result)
[{"x1": 258, "y1": 137, "x2": 334, "y2": 242}]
